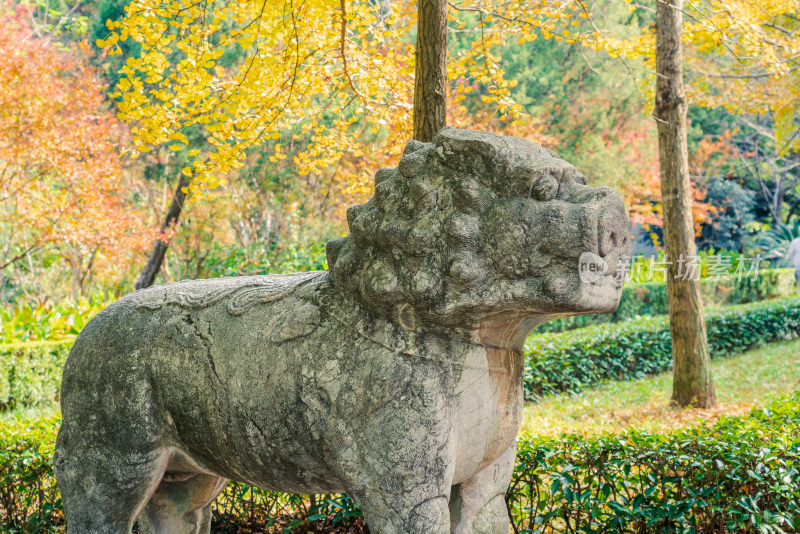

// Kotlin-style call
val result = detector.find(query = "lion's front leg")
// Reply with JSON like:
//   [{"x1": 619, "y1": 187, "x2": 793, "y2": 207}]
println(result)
[
  {"x1": 300, "y1": 358, "x2": 456, "y2": 534},
  {"x1": 449, "y1": 445, "x2": 515, "y2": 534},
  {"x1": 326, "y1": 410, "x2": 456, "y2": 534}
]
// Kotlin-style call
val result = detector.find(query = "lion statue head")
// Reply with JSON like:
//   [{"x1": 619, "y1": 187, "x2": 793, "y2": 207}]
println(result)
[{"x1": 326, "y1": 127, "x2": 631, "y2": 336}]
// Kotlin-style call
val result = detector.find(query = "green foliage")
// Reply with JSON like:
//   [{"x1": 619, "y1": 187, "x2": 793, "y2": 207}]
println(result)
[
  {"x1": 508, "y1": 393, "x2": 800, "y2": 533},
  {"x1": 1, "y1": 239, "x2": 329, "y2": 344},
  {"x1": 537, "y1": 267, "x2": 797, "y2": 333},
  {"x1": 0, "y1": 412, "x2": 365, "y2": 532},
  {"x1": 0, "y1": 415, "x2": 63, "y2": 532},
  {"x1": 525, "y1": 298, "x2": 800, "y2": 398},
  {"x1": 698, "y1": 177, "x2": 757, "y2": 252},
  {"x1": 212, "y1": 487, "x2": 362, "y2": 532},
  {"x1": 4, "y1": 396, "x2": 800, "y2": 532},
  {"x1": 1, "y1": 299, "x2": 106, "y2": 344},
  {"x1": 753, "y1": 221, "x2": 800, "y2": 267},
  {"x1": 198, "y1": 240, "x2": 329, "y2": 280},
  {"x1": 0, "y1": 342, "x2": 72, "y2": 412}
]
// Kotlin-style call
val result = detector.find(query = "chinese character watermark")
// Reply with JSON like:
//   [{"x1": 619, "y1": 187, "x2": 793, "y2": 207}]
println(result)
[{"x1": 579, "y1": 253, "x2": 763, "y2": 283}]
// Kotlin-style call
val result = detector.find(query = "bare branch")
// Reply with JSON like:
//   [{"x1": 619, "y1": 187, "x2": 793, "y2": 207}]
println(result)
[{"x1": 340, "y1": 0, "x2": 366, "y2": 99}]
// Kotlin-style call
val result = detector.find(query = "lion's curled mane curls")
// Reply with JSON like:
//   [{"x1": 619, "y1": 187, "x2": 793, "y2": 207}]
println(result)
[{"x1": 325, "y1": 127, "x2": 565, "y2": 328}]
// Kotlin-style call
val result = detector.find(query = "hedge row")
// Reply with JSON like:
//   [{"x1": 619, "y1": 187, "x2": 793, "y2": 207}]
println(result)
[
  {"x1": 538, "y1": 268, "x2": 797, "y2": 333},
  {"x1": 524, "y1": 297, "x2": 800, "y2": 398},
  {"x1": 508, "y1": 392, "x2": 800, "y2": 533},
  {"x1": 3, "y1": 393, "x2": 800, "y2": 533},
  {"x1": 0, "y1": 341, "x2": 71, "y2": 412}
]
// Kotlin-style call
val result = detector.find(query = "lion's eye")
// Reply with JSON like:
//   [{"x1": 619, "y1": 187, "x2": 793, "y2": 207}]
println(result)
[{"x1": 530, "y1": 173, "x2": 559, "y2": 201}]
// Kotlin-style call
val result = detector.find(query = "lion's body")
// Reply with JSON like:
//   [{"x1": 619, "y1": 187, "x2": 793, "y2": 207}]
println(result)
[
  {"x1": 54, "y1": 128, "x2": 630, "y2": 533},
  {"x1": 56, "y1": 271, "x2": 523, "y2": 533}
]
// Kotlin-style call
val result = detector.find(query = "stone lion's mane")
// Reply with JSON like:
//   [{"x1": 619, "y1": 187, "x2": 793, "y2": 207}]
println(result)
[{"x1": 325, "y1": 127, "x2": 562, "y2": 327}]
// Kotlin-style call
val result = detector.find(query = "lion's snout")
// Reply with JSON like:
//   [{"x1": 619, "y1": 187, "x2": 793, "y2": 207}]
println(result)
[{"x1": 535, "y1": 184, "x2": 631, "y2": 262}]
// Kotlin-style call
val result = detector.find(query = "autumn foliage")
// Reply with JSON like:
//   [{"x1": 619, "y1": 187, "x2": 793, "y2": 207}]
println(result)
[{"x1": 0, "y1": 2, "x2": 152, "y2": 298}]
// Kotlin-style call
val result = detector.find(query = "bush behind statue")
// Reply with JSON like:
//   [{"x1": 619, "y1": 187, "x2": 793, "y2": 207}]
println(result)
[
  {"x1": 509, "y1": 392, "x2": 800, "y2": 533},
  {"x1": 0, "y1": 341, "x2": 70, "y2": 412},
  {"x1": 2, "y1": 394, "x2": 799, "y2": 532},
  {"x1": 524, "y1": 297, "x2": 800, "y2": 398}
]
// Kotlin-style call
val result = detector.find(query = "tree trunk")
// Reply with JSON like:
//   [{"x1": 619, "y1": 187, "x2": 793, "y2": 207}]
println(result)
[
  {"x1": 413, "y1": 0, "x2": 448, "y2": 142},
  {"x1": 655, "y1": 0, "x2": 716, "y2": 408},
  {"x1": 135, "y1": 174, "x2": 191, "y2": 290}
]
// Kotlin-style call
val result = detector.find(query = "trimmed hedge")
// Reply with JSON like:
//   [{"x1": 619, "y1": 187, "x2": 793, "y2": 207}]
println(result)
[
  {"x1": 508, "y1": 393, "x2": 800, "y2": 533},
  {"x1": 0, "y1": 416, "x2": 62, "y2": 532},
  {"x1": 524, "y1": 297, "x2": 800, "y2": 399},
  {"x1": 0, "y1": 341, "x2": 72, "y2": 412},
  {"x1": 3, "y1": 394, "x2": 800, "y2": 532},
  {"x1": 538, "y1": 268, "x2": 798, "y2": 333}
]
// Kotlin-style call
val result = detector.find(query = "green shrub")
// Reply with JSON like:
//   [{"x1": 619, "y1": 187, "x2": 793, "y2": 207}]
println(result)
[
  {"x1": 0, "y1": 415, "x2": 62, "y2": 532},
  {"x1": 0, "y1": 341, "x2": 72, "y2": 412},
  {"x1": 507, "y1": 393, "x2": 800, "y2": 533},
  {"x1": 538, "y1": 268, "x2": 797, "y2": 333},
  {"x1": 0, "y1": 413, "x2": 364, "y2": 533},
  {"x1": 1, "y1": 299, "x2": 106, "y2": 344},
  {"x1": 4, "y1": 395, "x2": 800, "y2": 533},
  {"x1": 525, "y1": 298, "x2": 800, "y2": 398}
]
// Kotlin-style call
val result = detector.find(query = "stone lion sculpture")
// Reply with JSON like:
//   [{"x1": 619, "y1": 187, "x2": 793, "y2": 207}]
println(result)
[{"x1": 54, "y1": 127, "x2": 630, "y2": 534}]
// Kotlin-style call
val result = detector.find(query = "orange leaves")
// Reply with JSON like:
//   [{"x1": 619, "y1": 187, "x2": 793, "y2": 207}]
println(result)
[{"x1": 0, "y1": 1, "x2": 153, "y2": 292}]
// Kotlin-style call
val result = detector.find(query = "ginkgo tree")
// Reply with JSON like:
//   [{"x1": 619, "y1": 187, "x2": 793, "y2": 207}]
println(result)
[
  {"x1": 100, "y1": 0, "x2": 572, "y2": 286},
  {"x1": 590, "y1": 0, "x2": 799, "y2": 153},
  {"x1": 98, "y1": 0, "x2": 601, "y2": 191},
  {"x1": 586, "y1": 0, "x2": 798, "y2": 408}
]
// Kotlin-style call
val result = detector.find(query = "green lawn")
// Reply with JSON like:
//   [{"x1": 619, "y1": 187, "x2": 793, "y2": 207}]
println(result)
[{"x1": 520, "y1": 337, "x2": 800, "y2": 437}]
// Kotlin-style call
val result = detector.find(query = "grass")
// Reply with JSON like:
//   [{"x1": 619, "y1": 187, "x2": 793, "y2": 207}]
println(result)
[{"x1": 520, "y1": 337, "x2": 800, "y2": 438}]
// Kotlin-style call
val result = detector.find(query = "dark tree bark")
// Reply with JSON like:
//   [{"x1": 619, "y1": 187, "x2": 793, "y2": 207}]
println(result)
[
  {"x1": 135, "y1": 174, "x2": 191, "y2": 290},
  {"x1": 655, "y1": 0, "x2": 716, "y2": 408},
  {"x1": 413, "y1": 0, "x2": 448, "y2": 142}
]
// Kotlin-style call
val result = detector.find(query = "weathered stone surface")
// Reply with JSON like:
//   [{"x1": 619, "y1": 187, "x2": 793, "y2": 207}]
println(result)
[{"x1": 54, "y1": 127, "x2": 631, "y2": 533}]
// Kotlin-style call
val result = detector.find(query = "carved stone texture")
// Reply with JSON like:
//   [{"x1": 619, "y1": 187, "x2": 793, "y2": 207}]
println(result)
[{"x1": 54, "y1": 128, "x2": 631, "y2": 534}]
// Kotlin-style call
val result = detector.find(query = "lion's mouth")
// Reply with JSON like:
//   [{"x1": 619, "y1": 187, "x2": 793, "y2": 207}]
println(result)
[{"x1": 576, "y1": 248, "x2": 626, "y2": 288}]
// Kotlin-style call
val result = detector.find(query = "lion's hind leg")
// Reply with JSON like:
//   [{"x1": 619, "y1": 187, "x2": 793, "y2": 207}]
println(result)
[{"x1": 54, "y1": 423, "x2": 168, "y2": 533}]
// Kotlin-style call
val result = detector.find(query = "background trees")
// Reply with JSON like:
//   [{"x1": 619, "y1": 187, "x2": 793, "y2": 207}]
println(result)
[
  {"x1": 0, "y1": 1, "x2": 151, "y2": 301},
  {"x1": 414, "y1": 0, "x2": 449, "y2": 141},
  {"x1": 1, "y1": 0, "x2": 798, "y2": 312}
]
